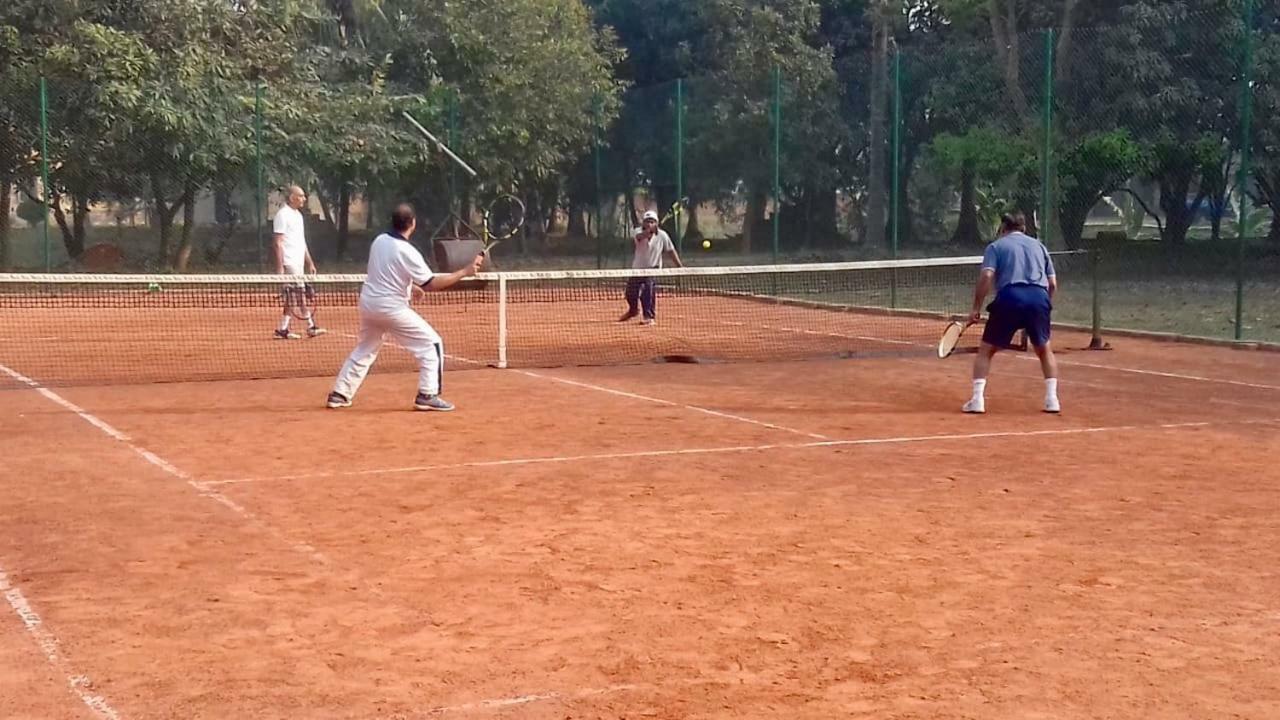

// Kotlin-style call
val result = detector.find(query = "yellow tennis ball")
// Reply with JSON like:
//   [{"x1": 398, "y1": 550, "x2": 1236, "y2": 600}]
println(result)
[{"x1": 701, "y1": 240, "x2": 712, "y2": 250}]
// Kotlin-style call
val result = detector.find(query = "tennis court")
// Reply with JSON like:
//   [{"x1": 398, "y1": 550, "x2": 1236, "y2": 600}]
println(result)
[{"x1": 3, "y1": 267, "x2": 1280, "y2": 719}]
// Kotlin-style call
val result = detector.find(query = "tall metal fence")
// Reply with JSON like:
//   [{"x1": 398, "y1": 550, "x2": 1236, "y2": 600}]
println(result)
[{"x1": 1, "y1": 3, "x2": 1276, "y2": 342}]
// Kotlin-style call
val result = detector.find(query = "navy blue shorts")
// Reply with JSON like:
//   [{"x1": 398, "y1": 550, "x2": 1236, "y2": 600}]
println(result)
[{"x1": 983, "y1": 284, "x2": 1052, "y2": 348}]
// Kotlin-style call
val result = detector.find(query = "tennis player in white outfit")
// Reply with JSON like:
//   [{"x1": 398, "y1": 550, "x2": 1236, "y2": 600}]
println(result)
[
  {"x1": 273, "y1": 185, "x2": 325, "y2": 339},
  {"x1": 326, "y1": 204, "x2": 481, "y2": 412}
]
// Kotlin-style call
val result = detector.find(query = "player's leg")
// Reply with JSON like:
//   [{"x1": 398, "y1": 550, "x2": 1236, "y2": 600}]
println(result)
[
  {"x1": 640, "y1": 277, "x2": 656, "y2": 324},
  {"x1": 965, "y1": 294, "x2": 1019, "y2": 414},
  {"x1": 328, "y1": 314, "x2": 385, "y2": 407},
  {"x1": 303, "y1": 283, "x2": 326, "y2": 337},
  {"x1": 964, "y1": 343, "x2": 1000, "y2": 414},
  {"x1": 276, "y1": 285, "x2": 301, "y2": 339},
  {"x1": 1026, "y1": 290, "x2": 1060, "y2": 413},
  {"x1": 386, "y1": 308, "x2": 452, "y2": 412},
  {"x1": 619, "y1": 278, "x2": 641, "y2": 321}
]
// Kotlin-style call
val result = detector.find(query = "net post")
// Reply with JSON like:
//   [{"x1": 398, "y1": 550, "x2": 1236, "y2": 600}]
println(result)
[
  {"x1": 890, "y1": 48, "x2": 902, "y2": 308},
  {"x1": 254, "y1": 83, "x2": 265, "y2": 271},
  {"x1": 39, "y1": 77, "x2": 51, "y2": 271},
  {"x1": 497, "y1": 274, "x2": 508, "y2": 369},
  {"x1": 1039, "y1": 29, "x2": 1055, "y2": 246},
  {"x1": 1234, "y1": 0, "x2": 1255, "y2": 342},
  {"x1": 1088, "y1": 246, "x2": 1107, "y2": 350}
]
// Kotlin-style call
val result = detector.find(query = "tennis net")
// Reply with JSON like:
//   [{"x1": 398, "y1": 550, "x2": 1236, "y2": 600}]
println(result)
[{"x1": 0, "y1": 254, "x2": 1090, "y2": 388}]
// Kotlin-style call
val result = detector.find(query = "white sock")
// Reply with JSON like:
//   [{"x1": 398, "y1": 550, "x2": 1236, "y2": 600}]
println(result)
[
  {"x1": 1045, "y1": 378, "x2": 1059, "y2": 398},
  {"x1": 971, "y1": 379, "x2": 987, "y2": 400},
  {"x1": 306, "y1": 314, "x2": 317, "y2": 329},
  {"x1": 278, "y1": 316, "x2": 291, "y2": 332}
]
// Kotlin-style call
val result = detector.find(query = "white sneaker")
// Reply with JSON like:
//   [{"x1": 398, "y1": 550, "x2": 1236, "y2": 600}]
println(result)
[
  {"x1": 962, "y1": 397, "x2": 986, "y2": 414},
  {"x1": 1044, "y1": 396, "x2": 1061, "y2": 414}
]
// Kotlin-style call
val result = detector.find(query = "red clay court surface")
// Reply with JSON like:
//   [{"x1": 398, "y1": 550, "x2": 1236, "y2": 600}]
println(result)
[{"x1": 2, "y1": 333, "x2": 1279, "y2": 719}]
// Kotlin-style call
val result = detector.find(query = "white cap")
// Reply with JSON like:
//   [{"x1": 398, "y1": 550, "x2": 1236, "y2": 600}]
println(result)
[{"x1": 642, "y1": 210, "x2": 659, "y2": 221}]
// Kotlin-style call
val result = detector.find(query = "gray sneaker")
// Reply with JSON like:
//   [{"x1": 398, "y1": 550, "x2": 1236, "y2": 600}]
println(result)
[
  {"x1": 414, "y1": 393, "x2": 455, "y2": 412},
  {"x1": 326, "y1": 392, "x2": 352, "y2": 409}
]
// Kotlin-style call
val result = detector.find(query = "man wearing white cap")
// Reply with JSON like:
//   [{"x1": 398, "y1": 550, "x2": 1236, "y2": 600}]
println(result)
[{"x1": 619, "y1": 209, "x2": 683, "y2": 325}]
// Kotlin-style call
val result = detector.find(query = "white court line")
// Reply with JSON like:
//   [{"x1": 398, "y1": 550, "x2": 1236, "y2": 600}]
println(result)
[
  {"x1": 205, "y1": 417, "x2": 1280, "y2": 486},
  {"x1": 515, "y1": 369, "x2": 831, "y2": 441},
  {"x1": 418, "y1": 678, "x2": 736, "y2": 716},
  {"x1": 0, "y1": 568, "x2": 123, "y2": 719},
  {"x1": 0, "y1": 363, "x2": 331, "y2": 567},
  {"x1": 704, "y1": 313, "x2": 1280, "y2": 392},
  {"x1": 1042, "y1": 358, "x2": 1280, "y2": 391}
]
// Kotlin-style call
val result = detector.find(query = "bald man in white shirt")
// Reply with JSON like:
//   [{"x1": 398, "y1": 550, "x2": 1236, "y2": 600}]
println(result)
[{"x1": 272, "y1": 185, "x2": 325, "y2": 339}]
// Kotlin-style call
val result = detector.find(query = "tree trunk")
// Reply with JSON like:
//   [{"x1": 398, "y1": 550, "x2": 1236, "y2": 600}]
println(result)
[
  {"x1": 951, "y1": 160, "x2": 980, "y2": 246},
  {"x1": 173, "y1": 181, "x2": 198, "y2": 270},
  {"x1": 808, "y1": 188, "x2": 839, "y2": 248},
  {"x1": 566, "y1": 204, "x2": 587, "y2": 238},
  {"x1": 1157, "y1": 171, "x2": 1199, "y2": 245},
  {"x1": 71, "y1": 194, "x2": 89, "y2": 258},
  {"x1": 866, "y1": 10, "x2": 890, "y2": 249},
  {"x1": 744, "y1": 190, "x2": 768, "y2": 254},
  {"x1": 1257, "y1": 170, "x2": 1278, "y2": 245},
  {"x1": 0, "y1": 179, "x2": 10, "y2": 269},
  {"x1": 337, "y1": 183, "x2": 351, "y2": 260},
  {"x1": 50, "y1": 195, "x2": 83, "y2": 259},
  {"x1": 151, "y1": 173, "x2": 185, "y2": 266}
]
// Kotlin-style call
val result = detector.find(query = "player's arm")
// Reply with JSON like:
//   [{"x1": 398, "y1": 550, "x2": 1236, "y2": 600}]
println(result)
[
  {"x1": 1044, "y1": 247, "x2": 1057, "y2": 299},
  {"x1": 304, "y1": 248, "x2": 317, "y2": 274},
  {"x1": 662, "y1": 233, "x2": 683, "y2": 268},
  {"x1": 421, "y1": 254, "x2": 483, "y2": 293},
  {"x1": 969, "y1": 269, "x2": 994, "y2": 325},
  {"x1": 272, "y1": 210, "x2": 288, "y2": 274},
  {"x1": 273, "y1": 234, "x2": 287, "y2": 274}
]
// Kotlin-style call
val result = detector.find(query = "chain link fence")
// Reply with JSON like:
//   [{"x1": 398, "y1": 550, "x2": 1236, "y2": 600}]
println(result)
[{"x1": 2, "y1": 4, "x2": 1276, "y2": 342}]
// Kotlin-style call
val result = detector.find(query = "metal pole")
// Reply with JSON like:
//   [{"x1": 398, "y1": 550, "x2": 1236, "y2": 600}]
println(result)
[
  {"x1": 448, "y1": 90, "x2": 459, "y2": 219},
  {"x1": 1234, "y1": 0, "x2": 1255, "y2": 341},
  {"x1": 255, "y1": 83, "x2": 265, "y2": 270},
  {"x1": 890, "y1": 50, "x2": 902, "y2": 308},
  {"x1": 675, "y1": 78, "x2": 684, "y2": 253},
  {"x1": 594, "y1": 94, "x2": 604, "y2": 269},
  {"x1": 40, "y1": 77, "x2": 51, "y2": 271},
  {"x1": 771, "y1": 65, "x2": 781, "y2": 264},
  {"x1": 1090, "y1": 247, "x2": 1105, "y2": 349},
  {"x1": 1040, "y1": 30, "x2": 1056, "y2": 245}
]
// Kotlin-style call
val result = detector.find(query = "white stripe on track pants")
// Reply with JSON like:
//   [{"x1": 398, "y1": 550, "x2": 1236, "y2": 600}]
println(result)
[{"x1": 332, "y1": 303, "x2": 443, "y2": 399}]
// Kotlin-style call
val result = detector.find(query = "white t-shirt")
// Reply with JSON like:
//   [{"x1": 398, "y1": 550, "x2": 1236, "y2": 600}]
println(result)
[
  {"x1": 272, "y1": 205, "x2": 308, "y2": 272},
  {"x1": 632, "y1": 228, "x2": 675, "y2": 269},
  {"x1": 360, "y1": 232, "x2": 434, "y2": 311}
]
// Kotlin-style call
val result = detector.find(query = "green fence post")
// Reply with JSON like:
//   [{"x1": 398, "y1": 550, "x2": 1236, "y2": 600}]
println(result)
[
  {"x1": 675, "y1": 78, "x2": 684, "y2": 253},
  {"x1": 890, "y1": 49, "x2": 902, "y2": 308},
  {"x1": 1089, "y1": 247, "x2": 1106, "y2": 350},
  {"x1": 254, "y1": 83, "x2": 265, "y2": 271},
  {"x1": 448, "y1": 90, "x2": 459, "y2": 221},
  {"x1": 39, "y1": 77, "x2": 51, "y2": 271},
  {"x1": 1235, "y1": 0, "x2": 1255, "y2": 341},
  {"x1": 594, "y1": 94, "x2": 604, "y2": 269},
  {"x1": 771, "y1": 65, "x2": 781, "y2": 264},
  {"x1": 1040, "y1": 30, "x2": 1055, "y2": 245}
]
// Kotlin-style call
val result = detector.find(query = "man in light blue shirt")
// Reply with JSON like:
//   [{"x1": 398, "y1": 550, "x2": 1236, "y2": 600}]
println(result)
[{"x1": 964, "y1": 213, "x2": 1060, "y2": 414}]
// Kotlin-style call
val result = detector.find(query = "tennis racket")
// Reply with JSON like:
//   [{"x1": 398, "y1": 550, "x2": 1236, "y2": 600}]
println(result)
[
  {"x1": 660, "y1": 197, "x2": 690, "y2": 226},
  {"x1": 937, "y1": 320, "x2": 972, "y2": 359},
  {"x1": 281, "y1": 283, "x2": 317, "y2": 322},
  {"x1": 482, "y1": 194, "x2": 525, "y2": 252}
]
